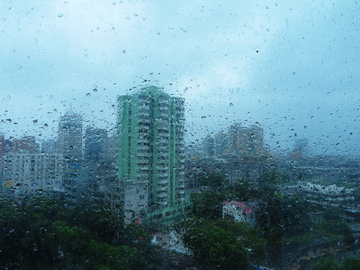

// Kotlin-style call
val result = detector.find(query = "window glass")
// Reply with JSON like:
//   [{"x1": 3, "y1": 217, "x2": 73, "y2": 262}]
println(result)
[{"x1": 1, "y1": 1, "x2": 360, "y2": 269}]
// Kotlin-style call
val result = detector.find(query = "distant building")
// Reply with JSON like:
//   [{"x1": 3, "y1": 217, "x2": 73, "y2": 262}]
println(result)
[
  {"x1": 202, "y1": 135, "x2": 215, "y2": 157},
  {"x1": 2, "y1": 153, "x2": 63, "y2": 194},
  {"x1": 222, "y1": 200, "x2": 257, "y2": 225},
  {"x1": 58, "y1": 110, "x2": 83, "y2": 203},
  {"x1": 84, "y1": 127, "x2": 107, "y2": 162},
  {"x1": 105, "y1": 135, "x2": 118, "y2": 161},
  {"x1": 298, "y1": 182, "x2": 355, "y2": 208},
  {"x1": 41, "y1": 138, "x2": 59, "y2": 153},
  {"x1": 80, "y1": 160, "x2": 122, "y2": 211},
  {"x1": 58, "y1": 109, "x2": 83, "y2": 162},
  {"x1": 117, "y1": 86, "x2": 191, "y2": 225},
  {"x1": 214, "y1": 130, "x2": 228, "y2": 157},
  {"x1": 226, "y1": 122, "x2": 266, "y2": 158},
  {"x1": 3, "y1": 136, "x2": 40, "y2": 154},
  {"x1": 293, "y1": 138, "x2": 309, "y2": 159}
]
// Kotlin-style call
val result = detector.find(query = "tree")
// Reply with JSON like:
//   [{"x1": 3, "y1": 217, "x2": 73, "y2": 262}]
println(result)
[
  {"x1": 0, "y1": 195, "x2": 161, "y2": 270},
  {"x1": 312, "y1": 257, "x2": 339, "y2": 270},
  {"x1": 183, "y1": 217, "x2": 250, "y2": 270},
  {"x1": 226, "y1": 178, "x2": 259, "y2": 201},
  {"x1": 312, "y1": 257, "x2": 360, "y2": 270},
  {"x1": 212, "y1": 219, "x2": 266, "y2": 264},
  {"x1": 200, "y1": 172, "x2": 228, "y2": 190},
  {"x1": 122, "y1": 223, "x2": 162, "y2": 270},
  {"x1": 191, "y1": 190, "x2": 226, "y2": 219},
  {"x1": 256, "y1": 190, "x2": 312, "y2": 266},
  {"x1": 339, "y1": 257, "x2": 360, "y2": 270}
]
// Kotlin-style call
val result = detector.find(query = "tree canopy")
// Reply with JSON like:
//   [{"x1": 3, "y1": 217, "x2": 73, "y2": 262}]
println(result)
[{"x1": 0, "y1": 196, "x2": 161, "y2": 270}]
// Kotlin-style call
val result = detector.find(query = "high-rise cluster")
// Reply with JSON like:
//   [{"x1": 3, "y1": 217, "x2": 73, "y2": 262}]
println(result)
[
  {"x1": 0, "y1": 86, "x2": 191, "y2": 226},
  {"x1": 203, "y1": 122, "x2": 266, "y2": 159}
]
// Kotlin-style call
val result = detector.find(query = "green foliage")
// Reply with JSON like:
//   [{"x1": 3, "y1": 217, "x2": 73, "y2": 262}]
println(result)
[
  {"x1": 191, "y1": 190, "x2": 226, "y2": 219},
  {"x1": 339, "y1": 257, "x2": 360, "y2": 270},
  {"x1": 312, "y1": 257, "x2": 339, "y2": 270},
  {"x1": 312, "y1": 257, "x2": 360, "y2": 270},
  {"x1": 258, "y1": 171, "x2": 282, "y2": 188},
  {"x1": 212, "y1": 219, "x2": 266, "y2": 264},
  {"x1": 323, "y1": 220, "x2": 353, "y2": 239},
  {"x1": 63, "y1": 203, "x2": 123, "y2": 244},
  {"x1": 257, "y1": 192, "x2": 312, "y2": 239},
  {"x1": 0, "y1": 196, "x2": 161, "y2": 270},
  {"x1": 183, "y1": 217, "x2": 250, "y2": 270},
  {"x1": 200, "y1": 172, "x2": 228, "y2": 190},
  {"x1": 225, "y1": 178, "x2": 259, "y2": 201}
]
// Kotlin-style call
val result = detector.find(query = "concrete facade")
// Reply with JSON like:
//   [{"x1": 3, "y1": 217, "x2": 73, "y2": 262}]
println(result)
[{"x1": 2, "y1": 153, "x2": 63, "y2": 194}]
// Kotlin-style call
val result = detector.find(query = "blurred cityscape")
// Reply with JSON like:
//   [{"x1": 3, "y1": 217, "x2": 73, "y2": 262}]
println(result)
[
  {"x1": 2, "y1": 86, "x2": 360, "y2": 269},
  {"x1": 1, "y1": 86, "x2": 360, "y2": 222}
]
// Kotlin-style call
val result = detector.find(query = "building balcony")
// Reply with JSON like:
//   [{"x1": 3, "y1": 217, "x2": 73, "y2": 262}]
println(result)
[
  {"x1": 137, "y1": 173, "x2": 148, "y2": 179},
  {"x1": 159, "y1": 179, "x2": 168, "y2": 185},
  {"x1": 158, "y1": 107, "x2": 169, "y2": 112},
  {"x1": 138, "y1": 112, "x2": 150, "y2": 118},
  {"x1": 157, "y1": 192, "x2": 167, "y2": 198},
  {"x1": 137, "y1": 153, "x2": 150, "y2": 157},
  {"x1": 138, "y1": 103, "x2": 150, "y2": 109},
  {"x1": 158, "y1": 102, "x2": 169, "y2": 107},
  {"x1": 158, "y1": 113, "x2": 169, "y2": 118},
  {"x1": 157, "y1": 145, "x2": 168, "y2": 149},
  {"x1": 158, "y1": 186, "x2": 167, "y2": 192},
  {"x1": 138, "y1": 125, "x2": 149, "y2": 129},
  {"x1": 138, "y1": 146, "x2": 149, "y2": 151}
]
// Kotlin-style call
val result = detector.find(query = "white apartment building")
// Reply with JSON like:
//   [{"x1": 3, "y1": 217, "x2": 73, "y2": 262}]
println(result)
[{"x1": 3, "y1": 153, "x2": 64, "y2": 194}]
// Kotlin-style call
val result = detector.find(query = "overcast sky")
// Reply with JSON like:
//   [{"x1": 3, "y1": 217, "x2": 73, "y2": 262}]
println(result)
[{"x1": 1, "y1": 0, "x2": 360, "y2": 156}]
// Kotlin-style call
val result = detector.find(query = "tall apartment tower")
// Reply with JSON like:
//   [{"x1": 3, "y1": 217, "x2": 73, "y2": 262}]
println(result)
[
  {"x1": 118, "y1": 86, "x2": 190, "y2": 225},
  {"x1": 58, "y1": 110, "x2": 83, "y2": 161}
]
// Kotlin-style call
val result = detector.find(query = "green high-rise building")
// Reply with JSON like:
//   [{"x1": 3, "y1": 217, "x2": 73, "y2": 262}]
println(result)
[{"x1": 117, "y1": 86, "x2": 191, "y2": 225}]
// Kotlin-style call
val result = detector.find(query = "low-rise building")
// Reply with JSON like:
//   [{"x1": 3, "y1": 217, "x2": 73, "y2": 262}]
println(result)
[{"x1": 222, "y1": 200, "x2": 257, "y2": 225}]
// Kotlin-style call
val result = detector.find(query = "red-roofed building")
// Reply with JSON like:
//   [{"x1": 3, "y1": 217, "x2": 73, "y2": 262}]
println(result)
[{"x1": 222, "y1": 200, "x2": 257, "y2": 225}]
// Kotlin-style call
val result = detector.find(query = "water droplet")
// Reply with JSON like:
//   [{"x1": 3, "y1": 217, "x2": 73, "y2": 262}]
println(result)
[
  {"x1": 86, "y1": 93, "x2": 91, "y2": 97},
  {"x1": 156, "y1": 31, "x2": 160, "y2": 35},
  {"x1": 58, "y1": 14, "x2": 63, "y2": 18}
]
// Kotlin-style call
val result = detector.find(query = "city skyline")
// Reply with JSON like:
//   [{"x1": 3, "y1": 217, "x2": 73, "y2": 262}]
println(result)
[{"x1": 1, "y1": 1, "x2": 360, "y2": 156}]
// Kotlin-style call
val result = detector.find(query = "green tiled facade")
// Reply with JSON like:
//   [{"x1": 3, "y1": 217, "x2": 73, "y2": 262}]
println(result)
[{"x1": 118, "y1": 86, "x2": 191, "y2": 225}]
